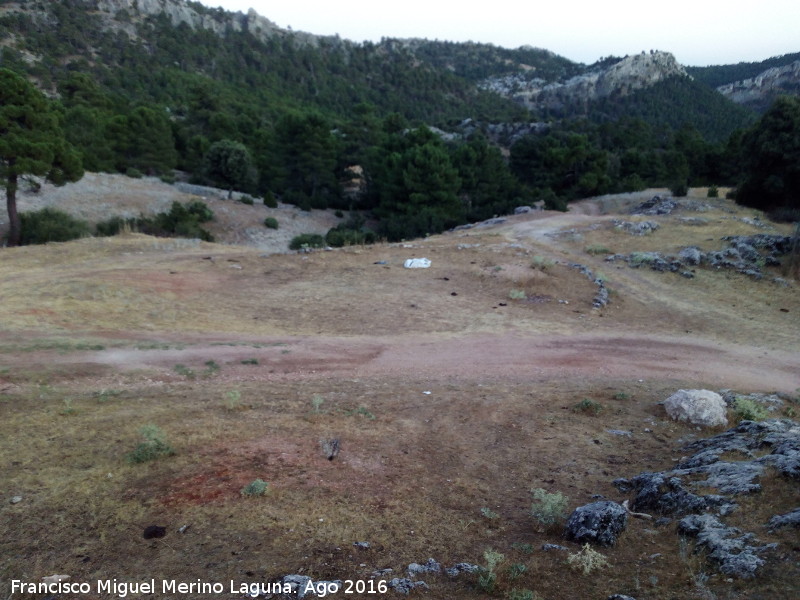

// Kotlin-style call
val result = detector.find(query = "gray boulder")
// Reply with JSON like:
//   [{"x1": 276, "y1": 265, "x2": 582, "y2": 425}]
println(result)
[
  {"x1": 564, "y1": 501, "x2": 627, "y2": 546},
  {"x1": 664, "y1": 389, "x2": 728, "y2": 427},
  {"x1": 407, "y1": 558, "x2": 440, "y2": 577},
  {"x1": 388, "y1": 578, "x2": 428, "y2": 595},
  {"x1": 768, "y1": 508, "x2": 800, "y2": 530},
  {"x1": 678, "y1": 513, "x2": 775, "y2": 578}
]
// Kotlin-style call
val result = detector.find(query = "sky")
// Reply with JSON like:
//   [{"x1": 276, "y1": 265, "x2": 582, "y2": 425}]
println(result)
[{"x1": 197, "y1": 0, "x2": 800, "y2": 66}]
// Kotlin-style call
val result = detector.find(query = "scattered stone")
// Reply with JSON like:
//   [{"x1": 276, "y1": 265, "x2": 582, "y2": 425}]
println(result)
[
  {"x1": 353, "y1": 541, "x2": 370, "y2": 550},
  {"x1": 564, "y1": 501, "x2": 627, "y2": 547},
  {"x1": 768, "y1": 508, "x2": 800, "y2": 530},
  {"x1": 177, "y1": 524, "x2": 190, "y2": 534},
  {"x1": 631, "y1": 195, "x2": 678, "y2": 215},
  {"x1": 678, "y1": 513, "x2": 776, "y2": 578},
  {"x1": 541, "y1": 543, "x2": 569, "y2": 552},
  {"x1": 663, "y1": 389, "x2": 728, "y2": 427},
  {"x1": 592, "y1": 284, "x2": 609, "y2": 309},
  {"x1": 10, "y1": 496, "x2": 22, "y2": 504},
  {"x1": 281, "y1": 575, "x2": 312, "y2": 598},
  {"x1": 677, "y1": 217, "x2": 709, "y2": 226},
  {"x1": 606, "y1": 429, "x2": 632, "y2": 437},
  {"x1": 678, "y1": 246, "x2": 704, "y2": 265},
  {"x1": 612, "y1": 219, "x2": 660, "y2": 235},
  {"x1": 388, "y1": 578, "x2": 428, "y2": 595},
  {"x1": 607, "y1": 595, "x2": 637, "y2": 600},
  {"x1": 371, "y1": 568, "x2": 393, "y2": 578},
  {"x1": 407, "y1": 558, "x2": 440, "y2": 577},
  {"x1": 142, "y1": 525, "x2": 166, "y2": 539},
  {"x1": 444, "y1": 563, "x2": 480, "y2": 576},
  {"x1": 514, "y1": 206, "x2": 532, "y2": 214}
]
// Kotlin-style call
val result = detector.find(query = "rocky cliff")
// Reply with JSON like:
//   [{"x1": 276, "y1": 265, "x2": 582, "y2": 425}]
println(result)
[
  {"x1": 717, "y1": 60, "x2": 800, "y2": 111},
  {"x1": 481, "y1": 51, "x2": 688, "y2": 112}
]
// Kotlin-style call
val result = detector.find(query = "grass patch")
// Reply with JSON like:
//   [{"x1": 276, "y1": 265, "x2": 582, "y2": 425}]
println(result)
[
  {"x1": 585, "y1": 244, "x2": 613, "y2": 255},
  {"x1": 572, "y1": 398, "x2": 604, "y2": 415},
  {"x1": 173, "y1": 364, "x2": 195, "y2": 379},
  {"x1": 126, "y1": 425, "x2": 175, "y2": 464},
  {"x1": 733, "y1": 396, "x2": 769, "y2": 422},
  {"x1": 509, "y1": 289, "x2": 527, "y2": 300},
  {"x1": 530, "y1": 488, "x2": 569, "y2": 528},
  {"x1": 241, "y1": 478, "x2": 269, "y2": 497},
  {"x1": 241, "y1": 358, "x2": 259, "y2": 365}
]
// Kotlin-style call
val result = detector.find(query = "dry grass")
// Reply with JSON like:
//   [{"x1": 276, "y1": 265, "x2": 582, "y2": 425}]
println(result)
[{"x1": 1, "y1": 191, "x2": 798, "y2": 599}]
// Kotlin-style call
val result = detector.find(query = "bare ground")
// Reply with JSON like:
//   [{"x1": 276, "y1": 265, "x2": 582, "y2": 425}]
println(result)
[{"x1": 0, "y1": 182, "x2": 798, "y2": 600}]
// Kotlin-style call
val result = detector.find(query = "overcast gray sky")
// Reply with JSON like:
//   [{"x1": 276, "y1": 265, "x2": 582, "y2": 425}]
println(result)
[{"x1": 197, "y1": 0, "x2": 799, "y2": 66}]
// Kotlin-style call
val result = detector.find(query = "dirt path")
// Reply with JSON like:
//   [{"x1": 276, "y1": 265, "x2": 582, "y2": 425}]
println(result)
[{"x1": 15, "y1": 331, "x2": 797, "y2": 393}]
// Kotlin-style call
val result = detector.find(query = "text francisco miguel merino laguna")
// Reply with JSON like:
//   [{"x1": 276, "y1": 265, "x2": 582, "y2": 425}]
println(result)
[{"x1": 12, "y1": 577, "x2": 387, "y2": 597}]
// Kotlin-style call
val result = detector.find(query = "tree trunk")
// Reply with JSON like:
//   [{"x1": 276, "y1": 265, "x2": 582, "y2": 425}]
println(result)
[{"x1": 6, "y1": 170, "x2": 20, "y2": 247}]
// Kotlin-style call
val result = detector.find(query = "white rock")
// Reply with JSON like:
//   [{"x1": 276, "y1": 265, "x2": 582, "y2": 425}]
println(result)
[
  {"x1": 664, "y1": 389, "x2": 728, "y2": 427},
  {"x1": 404, "y1": 258, "x2": 431, "y2": 269}
]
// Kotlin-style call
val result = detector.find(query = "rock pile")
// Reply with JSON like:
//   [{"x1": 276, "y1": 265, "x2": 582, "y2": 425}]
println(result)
[{"x1": 614, "y1": 418, "x2": 799, "y2": 578}]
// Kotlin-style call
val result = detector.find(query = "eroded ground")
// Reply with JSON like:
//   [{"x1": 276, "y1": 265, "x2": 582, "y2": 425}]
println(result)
[{"x1": 1, "y1": 190, "x2": 798, "y2": 599}]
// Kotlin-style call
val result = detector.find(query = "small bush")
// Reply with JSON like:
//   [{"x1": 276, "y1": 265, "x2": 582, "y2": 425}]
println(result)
[
  {"x1": 127, "y1": 425, "x2": 175, "y2": 464},
  {"x1": 334, "y1": 210, "x2": 344, "y2": 218},
  {"x1": 238, "y1": 195, "x2": 255, "y2": 205},
  {"x1": 311, "y1": 394, "x2": 325, "y2": 413},
  {"x1": 566, "y1": 543, "x2": 610, "y2": 575},
  {"x1": 531, "y1": 255, "x2": 555, "y2": 271},
  {"x1": 707, "y1": 185, "x2": 719, "y2": 198},
  {"x1": 225, "y1": 389, "x2": 242, "y2": 411},
  {"x1": 264, "y1": 217, "x2": 279, "y2": 229},
  {"x1": 478, "y1": 549, "x2": 505, "y2": 594},
  {"x1": 508, "y1": 589, "x2": 540, "y2": 600},
  {"x1": 289, "y1": 233, "x2": 325, "y2": 250},
  {"x1": 19, "y1": 208, "x2": 91, "y2": 245},
  {"x1": 241, "y1": 478, "x2": 269, "y2": 497},
  {"x1": 509, "y1": 289, "x2": 526, "y2": 300},
  {"x1": 263, "y1": 191, "x2": 278, "y2": 208},
  {"x1": 480, "y1": 507, "x2": 499, "y2": 520},
  {"x1": 530, "y1": 488, "x2": 569, "y2": 527},
  {"x1": 733, "y1": 397, "x2": 769, "y2": 422},
  {"x1": 160, "y1": 173, "x2": 176, "y2": 184},
  {"x1": 572, "y1": 398, "x2": 604, "y2": 415},
  {"x1": 241, "y1": 358, "x2": 258, "y2": 365},
  {"x1": 173, "y1": 364, "x2": 195, "y2": 379},
  {"x1": 585, "y1": 244, "x2": 612, "y2": 255},
  {"x1": 125, "y1": 167, "x2": 143, "y2": 179},
  {"x1": 670, "y1": 181, "x2": 688, "y2": 197}
]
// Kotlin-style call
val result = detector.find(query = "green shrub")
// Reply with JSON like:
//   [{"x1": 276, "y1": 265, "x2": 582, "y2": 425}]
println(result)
[
  {"x1": 238, "y1": 195, "x2": 255, "y2": 205},
  {"x1": 19, "y1": 208, "x2": 91, "y2": 245},
  {"x1": 530, "y1": 488, "x2": 569, "y2": 527},
  {"x1": 480, "y1": 507, "x2": 499, "y2": 520},
  {"x1": 125, "y1": 167, "x2": 143, "y2": 179},
  {"x1": 325, "y1": 226, "x2": 376, "y2": 247},
  {"x1": 707, "y1": 185, "x2": 719, "y2": 198},
  {"x1": 572, "y1": 398, "x2": 603, "y2": 415},
  {"x1": 264, "y1": 217, "x2": 279, "y2": 229},
  {"x1": 241, "y1": 478, "x2": 269, "y2": 497},
  {"x1": 670, "y1": 181, "x2": 688, "y2": 197},
  {"x1": 585, "y1": 244, "x2": 612, "y2": 255},
  {"x1": 241, "y1": 358, "x2": 258, "y2": 365},
  {"x1": 733, "y1": 397, "x2": 769, "y2": 422},
  {"x1": 95, "y1": 216, "x2": 134, "y2": 237},
  {"x1": 289, "y1": 233, "x2": 325, "y2": 250},
  {"x1": 263, "y1": 191, "x2": 278, "y2": 208},
  {"x1": 566, "y1": 543, "x2": 610, "y2": 575},
  {"x1": 127, "y1": 425, "x2": 175, "y2": 464},
  {"x1": 478, "y1": 549, "x2": 504, "y2": 594},
  {"x1": 159, "y1": 173, "x2": 176, "y2": 184},
  {"x1": 509, "y1": 289, "x2": 526, "y2": 300},
  {"x1": 334, "y1": 210, "x2": 344, "y2": 218}
]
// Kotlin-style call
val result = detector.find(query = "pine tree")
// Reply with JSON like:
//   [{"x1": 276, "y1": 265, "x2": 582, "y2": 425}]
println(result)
[{"x1": 0, "y1": 69, "x2": 83, "y2": 246}]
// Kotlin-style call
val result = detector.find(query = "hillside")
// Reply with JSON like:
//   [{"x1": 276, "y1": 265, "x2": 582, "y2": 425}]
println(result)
[{"x1": 1, "y1": 188, "x2": 798, "y2": 599}]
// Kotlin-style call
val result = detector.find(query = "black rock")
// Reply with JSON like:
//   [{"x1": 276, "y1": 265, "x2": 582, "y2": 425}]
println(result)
[
  {"x1": 143, "y1": 525, "x2": 166, "y2": 539},
  {"x1": 564, "y1": 501, "x2": 627, "y2": 547}
]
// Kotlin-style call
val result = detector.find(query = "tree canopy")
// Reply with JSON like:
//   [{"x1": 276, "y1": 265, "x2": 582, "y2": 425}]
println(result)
[
  {"x1": 0, "y1": 68, "x2": 82, "y2": 246},
  {"x1": 736, "y1": 95, "x2": 800, "y2": 213}
]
